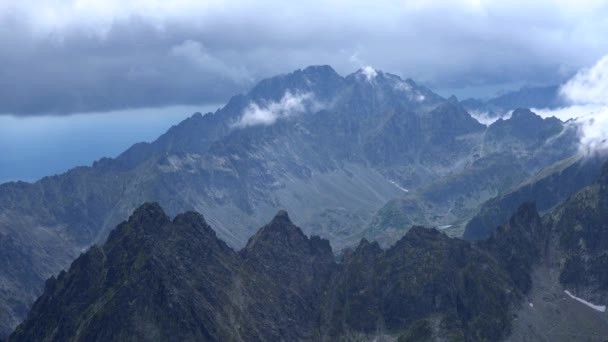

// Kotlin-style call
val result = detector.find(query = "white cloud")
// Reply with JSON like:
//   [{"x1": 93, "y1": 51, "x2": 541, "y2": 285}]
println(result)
[
  {"x1": 576, "y1": 109, "x2": 608, "y2": 155},
  {"x1": 349, "y1": 52, "x2": 377, "y2": 82},
  {"x1": 232, "y1": 91, "x2": 315, "y2": 128},
  {"x1": 535, "y1": 105, "x2": 608, "y2": 156},
  {"x1": 533, "y1": 54, "x2": 608, "y2": 155},
  {"x1": 360, "y1": 66, "x2": 378, "y2": 81},
  {"x1": 560, "y1": 55, "x2": 608, "y2": 106}
]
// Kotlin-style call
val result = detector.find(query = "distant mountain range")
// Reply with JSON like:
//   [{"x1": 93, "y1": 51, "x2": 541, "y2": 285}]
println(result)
[
  {"x1": 460, "y1": 84, "x2": 564, "y2": 120},
  {"x1": 464, "y1": 155, "x2": 606, "y2": 240},
  {"x1": 9, "y1": 161, "x2": 608, "y2": 341},
  {"x1": 0, "y1": 66, "x2": 591, "y2": 337}
]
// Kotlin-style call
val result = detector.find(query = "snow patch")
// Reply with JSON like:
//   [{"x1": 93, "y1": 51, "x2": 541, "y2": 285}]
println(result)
[
  {"x1": 564, "y1": 290, "x2": 606, "y2": 312},
  {"x1": 438, "y1": 225, "x2": 452, "y2": 230},
  {"x1": 388, "y1": 180, "x2": 409, "y2": 192},
  {"x1": 529, "y1": 302, "x2": 534, "y2": 308}
]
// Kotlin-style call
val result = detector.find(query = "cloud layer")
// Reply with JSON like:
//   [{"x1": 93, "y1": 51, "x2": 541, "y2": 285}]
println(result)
[
  {"x1": 560, "y1": 55, "x2": 608, "y2": 155},
  {"x1": 2, "y1": 0, "x2": 608, "y2": 115},
  {"x1": 560, "y1": 55, "x2": 608, "y2": 106}
]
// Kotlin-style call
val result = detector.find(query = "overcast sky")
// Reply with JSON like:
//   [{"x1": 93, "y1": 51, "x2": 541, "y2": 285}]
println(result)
[
  {"x1": 2, "y1": 0, "x2": 608, "y2": 115},
  {"x1": 1, "y1": 0, "x2": 608, "y2": 183}
]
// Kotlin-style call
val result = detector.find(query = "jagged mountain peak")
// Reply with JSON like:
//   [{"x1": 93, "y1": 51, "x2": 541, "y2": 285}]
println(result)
[
  {"x1": 248, "y1": 65, "x2": 344, "y2": 101},
  {"x1": 272, "y1": 209, "x2": 292, "y2": 222},
  {"x1": 130, "y1": 201, "x2": 167, "y2": 219},
  {"x1": 105, "y1": 202, "x2": 171, "y2": 242},
  {"x1": 256, "y1": 209, "x2": 300, "y2": 237},
  {"x1": 353, "y1": 237, "x2": 383, "y2": 255},
  {"x1": 485, "y1": 107, "x2": 565, "y2": 148},
  {"x1": 244, "y1": 210, "x2": 324, "y2": 253},
  {"x1": 491, "y1": 201, "x2": 545, "y2": 246},
  {"x1": 103, "y1": 202, "x2": 227, "y2": 262},
  {"x1": 511, "y1": 107, "x2": 537, "y2": 119},
  {"x1": 482, "y1": 201, "x2": 546, "y2": 293},
  {"x1": 346, "y1": 67, "x2": 415, "y2": 89},
  {"x1": 349, "y1": 66, "x2": 382, "y2": 80},
  {"x1": 21, "y1": 196, "x2": 608, "y2": 341},
  {"x1": 389, "y1": 225, "x2": 446, "y2": 252},
  {"x1": 406, "y1": 225, "x2": 441, "y2": 237},
  {"x1": 497, "y1": 107, "x2": 562, "y2": 127},
  {"x1": 172, "y1": 210, "x2": 208, "y2": 226},
  {"x1": 301, "y1": 64, "x2": 339, "y2": 76}
]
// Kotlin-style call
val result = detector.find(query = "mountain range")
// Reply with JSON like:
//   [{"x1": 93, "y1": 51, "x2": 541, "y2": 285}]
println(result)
[
  {"x1": 3, "y1": 203, "x2": 527, "y2": 341},
  {"x1": 0, "y1": 65, "x2": 595, "y2": 337},
  {"x1": 9, "y1": 160, "x2": 608, "y2": 341},
  {"x1": 461, "y1": 85, "x2": 564, "y2": 120}
]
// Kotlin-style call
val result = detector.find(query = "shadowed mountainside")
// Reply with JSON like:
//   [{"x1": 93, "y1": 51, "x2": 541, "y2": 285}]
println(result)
[
  {"x1": 11, "y1": 161, "x2": 608, "y2": 341},
  {"x1": 8, "y1": 203, "x2": 520, "y2": 341}
]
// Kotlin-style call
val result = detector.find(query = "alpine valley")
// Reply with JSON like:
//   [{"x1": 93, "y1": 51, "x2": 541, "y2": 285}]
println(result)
[{"x1": 1, "y1": 66, "x2": 607, "y2": 341}]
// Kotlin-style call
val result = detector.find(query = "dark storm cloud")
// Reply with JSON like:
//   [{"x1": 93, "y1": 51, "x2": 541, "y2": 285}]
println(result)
[
  {"x1": 2, "y1": 0, "x2": 608, "y2": 115},
  {"x1": 0, "y1": 16, "x2": 252, "y2": 114}
]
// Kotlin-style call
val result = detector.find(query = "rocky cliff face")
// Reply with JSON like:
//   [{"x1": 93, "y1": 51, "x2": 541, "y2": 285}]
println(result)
[
  {"x1": 481, "y1": 202, "x2": 547, "y2": 293},
  {"x1": 11, "y1": 159, "x2": 608, "y2": 341},
  {"x1": 507, "y1": 162, "x2": 608, "y2": 341},
  {"x1": 9, "y1": 203, "x2": 523, "y2": 342},
  {"x1": 323, "y1": 227, "x2": 519, "y2": 341},
  {"x1": 9, "y1": 203, "x2": 245, "y2": 341},
  {"x1": 464, "y1": 155, "x2": 605, "y2": 240},
  {"x1": 363, "y1": 110, "x2": 580, "y2": 245},
  {"x1": 548, "y1": 161, "x2": 608, "y2": 303}
]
